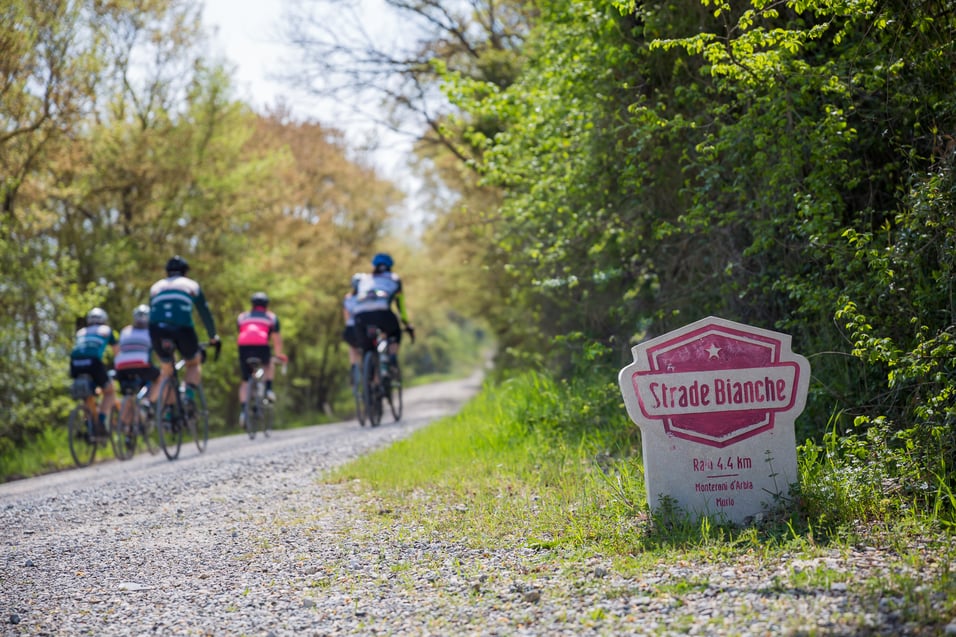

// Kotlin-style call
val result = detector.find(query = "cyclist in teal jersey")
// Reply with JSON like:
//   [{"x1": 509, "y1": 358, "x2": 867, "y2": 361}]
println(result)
[
  {"x1": 69, "y1": 307, "x2": 118, "y2": 433},
  {"x1": 145, "y1": 255, "x2": 219, "y2": 408}
]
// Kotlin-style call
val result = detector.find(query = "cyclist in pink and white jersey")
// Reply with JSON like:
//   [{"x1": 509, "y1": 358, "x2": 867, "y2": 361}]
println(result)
[{"x1": 237, "y1": 292, "x2": 287, "y2": 424}]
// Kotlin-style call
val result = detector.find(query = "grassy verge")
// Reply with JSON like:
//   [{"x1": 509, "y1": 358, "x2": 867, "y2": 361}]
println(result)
[{"x1": 328, "y1": 369, "x2": 956, "y2": 628}]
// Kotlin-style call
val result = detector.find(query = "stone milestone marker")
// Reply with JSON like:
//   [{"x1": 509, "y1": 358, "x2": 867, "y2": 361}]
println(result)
[{"x1": 618, "y1": 316, "x2": 810, "y2": 524}]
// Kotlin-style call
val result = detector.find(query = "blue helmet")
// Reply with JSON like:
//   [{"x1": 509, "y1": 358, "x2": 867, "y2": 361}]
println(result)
[{"x1": 372, "y1": 253, "x2": 393, "y2": 270}]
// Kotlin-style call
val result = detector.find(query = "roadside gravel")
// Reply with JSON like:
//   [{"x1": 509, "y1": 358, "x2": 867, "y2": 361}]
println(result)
[{"x1": 2, "y1": 371, "x2": 955, "y2": 636}]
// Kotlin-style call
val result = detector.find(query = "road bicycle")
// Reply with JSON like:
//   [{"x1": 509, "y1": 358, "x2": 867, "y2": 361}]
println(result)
[
  {"x1": 67, "y1": 373, "x2": 122, "y2": 467},
  {"x1": 115, "y1": 373, "x2": 159, "y2": 459},
  {"x1": 359, "y1": 325, "x2": 411, "y2": 427},
  {"x1": 242, "y1": 355, "x2": 284, "y2": 440},
  {"x1": 156, "y1": 341, "x2": 220, "y2": 461}
]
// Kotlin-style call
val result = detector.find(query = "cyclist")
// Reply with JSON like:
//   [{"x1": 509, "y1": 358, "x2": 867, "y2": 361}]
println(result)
[
  {"x1": 68, "y1": 307, "x2": 118, "y2": 435},
  {"x1": 352, "y1": 253, "x2": 414, "y2": 375},
  {"x1": 114, "y1": 305, "x2": 160, "y2": 410},
  {"x1": 145, "y1": 255, "x2": 219, "y2": 409},
  {"x1": 342, "y1": 274, "x2": 362, "y2": 387},
  {"x1": 237, "y1": 291, "x2": 287, "y2": 427}
]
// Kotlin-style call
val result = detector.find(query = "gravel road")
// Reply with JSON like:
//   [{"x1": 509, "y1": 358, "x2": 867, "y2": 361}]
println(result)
[{"x1": 2, "y1": 370, "x2": 955, "y2": 636}]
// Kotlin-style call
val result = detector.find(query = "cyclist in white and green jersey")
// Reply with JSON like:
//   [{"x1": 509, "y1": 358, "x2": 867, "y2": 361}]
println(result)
[{"x1": 145, "y1": 255, "x2": 219, "y2": 407}]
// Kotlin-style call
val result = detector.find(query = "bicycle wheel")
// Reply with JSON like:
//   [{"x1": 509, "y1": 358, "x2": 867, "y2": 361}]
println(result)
[
  {"x1": 363, "y1": 351, "x2": 382, "y2": 427},
  {"x1": 387, "y1": 362, "x2": 403, "y2": 422},
  {"x1": 188, "y1": 384, "x2": 209, "y2": 453},
  {"x1": 115, "y1": 396, "x2": 137, "y2": 460},
  {"x1": 156, "y1": 378, "x2": 182, "y2": 461},
  {"x1": 262, "y1": 400, "x2": 273, "y2": 438},
  {"x1": 139, "y1": 404, "x2": 160, "y2": 455},
  {"x1": 67, "y1": 405, "x2": 97, "y2": 467},
  {"x1": 353, "y1": 365, "x2": 366, "y2": 426},
  {"x1": 244, "y1": 380, "x2": 259, "y2": 440}
]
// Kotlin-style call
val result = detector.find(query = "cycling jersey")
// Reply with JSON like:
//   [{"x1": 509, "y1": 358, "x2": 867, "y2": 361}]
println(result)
[
  {"x1": 237, "y1": 308, "x2": 280, "y2": 346},
  {"x1": 70, "y1": 324, "x2": 117, "y2": 360},
  {"x1": 353, "y1": 272, "x2": 409, "y2": 323},
  {"x1": 114, "y1": 325, "x2": 153, "y2": 369},
  {"x1": 149, "y1": 274, "x2": 216, "y2": 336}
]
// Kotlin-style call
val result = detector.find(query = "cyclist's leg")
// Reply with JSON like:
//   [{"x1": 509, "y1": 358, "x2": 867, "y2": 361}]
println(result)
[
  {"x1": 148, "y1": 325, "x2": 177, "y2": 404},
  {"x1": 176, "y1": 327, "x2": 202, "y2": 389}
]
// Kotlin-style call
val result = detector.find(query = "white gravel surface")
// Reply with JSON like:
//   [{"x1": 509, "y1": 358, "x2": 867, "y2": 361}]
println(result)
[{"x1": 2, "y1": 370, "x2": 955, "y2": 636}]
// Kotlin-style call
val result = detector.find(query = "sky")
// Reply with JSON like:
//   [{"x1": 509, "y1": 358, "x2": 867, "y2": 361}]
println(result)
[{"x1": 200, "y1": 0, "x2": 411, "y2": 181}]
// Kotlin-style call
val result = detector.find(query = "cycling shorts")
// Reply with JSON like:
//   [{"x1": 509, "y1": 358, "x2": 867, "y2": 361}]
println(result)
[
  {"x1": 353, "y1": 310, "x2": 401, "y2": 351},
  {"x1": 342, "y1": 325, "x2": 361, "y2": 349},
  {"x1": 114, "y1": 366, "x2": 159, "y2": 393},
  {"x1": 69, "y1": 357, "x2": 110, "y2": 389},
  {"x1": 149, "y1": 324, "x2": 200, "y2": 363},
  {"x1": 238, "y1": 345, "x2": 272, "y2": 381}
]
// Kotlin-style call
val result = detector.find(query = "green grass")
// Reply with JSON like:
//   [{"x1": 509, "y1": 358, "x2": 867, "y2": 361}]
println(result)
[{"x1": 326, "y1": 368, "x2": 956, "y2": 630}]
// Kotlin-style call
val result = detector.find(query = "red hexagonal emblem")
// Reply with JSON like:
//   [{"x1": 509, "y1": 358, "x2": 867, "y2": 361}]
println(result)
[{"x1": 623, "y1": 318, "x2": 806, "y2": 448}]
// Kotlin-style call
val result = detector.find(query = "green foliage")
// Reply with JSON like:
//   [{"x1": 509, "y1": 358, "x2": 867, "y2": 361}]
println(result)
[{"x1": 439, "y1": 0, "x2": 956, "y2": 520}]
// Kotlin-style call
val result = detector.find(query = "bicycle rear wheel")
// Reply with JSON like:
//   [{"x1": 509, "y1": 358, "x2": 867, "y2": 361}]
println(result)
[
  {"x1": 352, "y1": 365, "x2": 366, "y2": 426},
  {"x1": 139, "y1": 407, "x2": 160, "y2": 455},
  {"x1": 245, "y1": 380, "x2": 260, "y2": 440},
  {"x1": 156, "y1": 378, "x2": 182, "y2": 461},
  {"x1": 387, "y1": 362, "x2": 403, "y2": 422},
  {"x1": 188, "y1": 384, "x2": 208, "y2": 453},
  {"x1": 67, "y1": 405, "x2": 97, "y2": 467},
  {"x1": 115, "y1": 397, "x2": 137, "y2": 460},
  {"x1": 363, "y1": 351, "x2": 382, "y2": 427},
  {"x1": 262, "y1": 401, "x2": 273, "y2": 437}
]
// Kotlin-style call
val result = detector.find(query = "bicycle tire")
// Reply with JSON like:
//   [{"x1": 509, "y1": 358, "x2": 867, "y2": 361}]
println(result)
[
  {"x1": 156, "y1": 378, "x2": 182, "y2": 461},
  {"x1": 353, "y1": 365, "x2": 367, "y2": 426},
  {"x1": 67, "y1": 405, "x2": 97, "y2": 467},
  {"x1": 105, "y1": 403, "x2": 124, "y2": 460},
  {"x1": 387, "y1": 362, "x2": 403, "y2": 422},
  {"x1": 189, "y1": 384, "x2": 208, "y2": 453},
  {"x1": 363, "y1": 351, "x2": 383, "y2": 427},
  {"x1": 263, "y1": 401, "x2": 273, "y2": 438},
  {"x1": 245, "y1": 378, "x2": 260, "y2": 440},
  {"x1": 140, "y1": 408, "x2": 160, "y2": 455},
  {"x1": 115, "y1": 397, "x2": 137, "y2": 460}
]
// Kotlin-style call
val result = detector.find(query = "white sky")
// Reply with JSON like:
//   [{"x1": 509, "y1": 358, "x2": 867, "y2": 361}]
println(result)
[{"x1": 200, "y1": 0, "x2": 411, "y2": 180}]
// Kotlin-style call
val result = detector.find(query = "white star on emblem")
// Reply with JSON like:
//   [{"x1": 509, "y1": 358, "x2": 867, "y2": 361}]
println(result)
[{"x1": 705, "y1": 344, "x2": 721, "y2": 359}]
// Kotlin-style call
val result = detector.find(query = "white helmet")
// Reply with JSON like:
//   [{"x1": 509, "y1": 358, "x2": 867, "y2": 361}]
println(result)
[
  {"x1": 133, "y1": 304, "x2": 150, "y2": 328},
  {"x1": 86, "y1": 307, "x2": 108, "y2": 326}
]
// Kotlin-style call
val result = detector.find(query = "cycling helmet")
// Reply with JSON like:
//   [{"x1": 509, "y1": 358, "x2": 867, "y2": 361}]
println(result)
[
  {"x1": 132, "y1": 304, "x2": 150, "y2": 328},
  {"x1": 87, "y1": 307, "x2": 108, "y2": 326},
  {"x1": 251, "y1": 291, "x2": 269, "y2": 307},
  {"x1": 372, "y1": 253, "x2": 393, "y2": 270},
  {"x1": 166, "y1": 255, "x2": 189, "y2": 275}
]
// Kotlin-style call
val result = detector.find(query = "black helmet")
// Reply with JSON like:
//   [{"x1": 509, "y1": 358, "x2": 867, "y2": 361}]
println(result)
[
  {"x1": 251, "y1": 291, "x2": 269, "y2": 307},
  {"x1": 132, "y1": 304, "x2": 150, "y2": 328},
  {"x1": 166, "y1": 255, "x2": 189, "y2": 275},
  {"x1": 86, "y1": 307, "x2": 108, "y2": 326}
]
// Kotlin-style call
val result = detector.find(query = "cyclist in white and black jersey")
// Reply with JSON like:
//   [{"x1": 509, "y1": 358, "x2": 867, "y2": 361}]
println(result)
[
  {"x1": 145, "y1": 255, "x2": 219, "y2": 408},
  {"x1": 352, "y1": 253, "x2": 414, "y2": 373}
]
